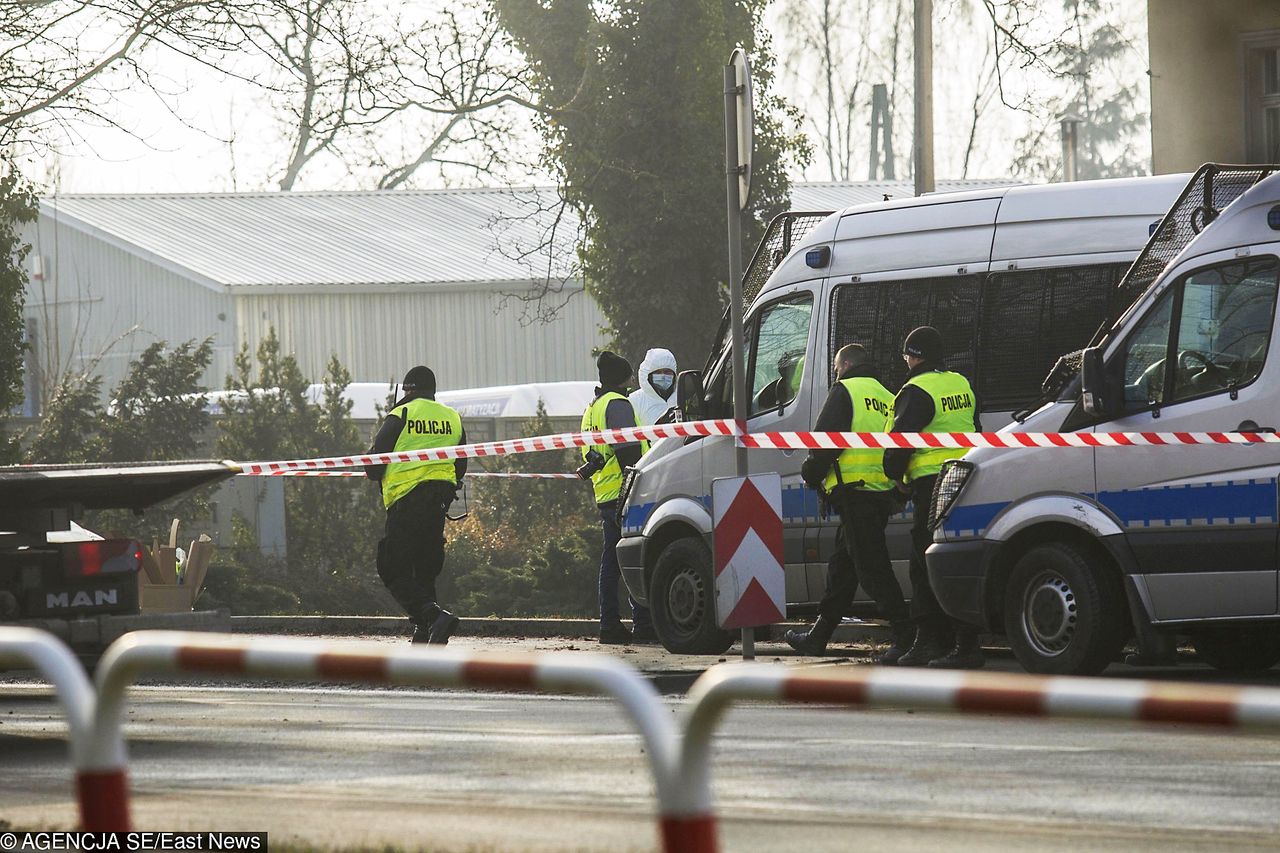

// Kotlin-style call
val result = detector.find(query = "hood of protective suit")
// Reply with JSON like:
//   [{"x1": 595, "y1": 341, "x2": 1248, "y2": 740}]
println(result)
[{"x1": 628, "y1": 348, "x2": 678, "y2": 425}]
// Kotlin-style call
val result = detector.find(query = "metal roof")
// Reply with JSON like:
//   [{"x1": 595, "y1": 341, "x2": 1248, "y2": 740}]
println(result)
[
  {"x1": 39, "y1": 179, "x2": 1013, "y2": 291},
  {"x1": 41, "y1": 186, "x2": 577, "y2": 291}
]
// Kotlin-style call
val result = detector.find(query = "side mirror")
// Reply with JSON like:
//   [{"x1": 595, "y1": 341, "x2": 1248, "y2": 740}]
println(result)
[
  {"x1": 675, "y1": 370, "x2": 705, "y2": 421},
  {"x1": 1080, "y1": 346, "x2": 1115, "y2": 418}
]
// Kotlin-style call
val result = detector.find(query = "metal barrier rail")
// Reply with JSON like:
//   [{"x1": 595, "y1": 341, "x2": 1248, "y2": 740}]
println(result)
[
  {"x1": 88, "y1": 632, "x2": 694, "y2": 847},
  {"x1": 0, "y1": 627, "x2": 101, "y2": 829},
  {"x1": 676, "y1": 663, "x2": 1280, "y2": 853}
]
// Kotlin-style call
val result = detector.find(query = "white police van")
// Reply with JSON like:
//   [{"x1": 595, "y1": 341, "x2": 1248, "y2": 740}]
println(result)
[
  {"x1": 928, "y1": 165, "x2": 1280, "y2": 676},
  {"x1": 616, "y1": 173, "x2": 1188, "y2": 654}
]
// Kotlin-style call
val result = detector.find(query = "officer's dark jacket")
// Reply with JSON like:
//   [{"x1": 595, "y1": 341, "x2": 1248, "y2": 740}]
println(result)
[{"x1": 593, "y1": 383, "x2": 644, "y2": 471}]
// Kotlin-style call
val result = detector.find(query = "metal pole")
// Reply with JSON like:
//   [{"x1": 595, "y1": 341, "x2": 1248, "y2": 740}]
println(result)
[
  {"x1": 724, "y1": 63, "x2": 753, "y2": 660},
  {"x1": 1061, "y1": 118, "x2": 1079, "y2": 182},
  {"x1": 913, "y1": 0, "x2": 935, "y2": 196}
]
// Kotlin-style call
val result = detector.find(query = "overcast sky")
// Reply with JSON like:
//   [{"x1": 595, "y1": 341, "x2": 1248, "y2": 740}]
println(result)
[{"x1": 23, "y1": 0, "x2": 1151, "y2": 195}]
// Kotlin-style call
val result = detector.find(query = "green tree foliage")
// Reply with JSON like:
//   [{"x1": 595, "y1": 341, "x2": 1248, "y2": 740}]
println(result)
[
  {"x1": 23, "y1": 373, "x2": 105, "y2": 463},
  {"x1": 440, "y1": 401, "x2": 602, "y2": 617},
  {"x1": 216, "y1": 333, "x2": 394, "y2": 615},
  {"x1": 494, "y1": 0, "x2": 809, "y2": 368},
  {"x1": 1010, "y1": 0, "x2": 1149, "y2": 180},
  {"x1": 24, "y1": 339, "x2": 215, "y2": 538},
  {"x1": 0, "y1": 160, "x2": 36, "y2": 462}
]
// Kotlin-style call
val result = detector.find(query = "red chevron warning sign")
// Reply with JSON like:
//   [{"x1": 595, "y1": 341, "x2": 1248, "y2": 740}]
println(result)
[{"x1": 713, "y1": 473, "x2": 785, "y2": 630}]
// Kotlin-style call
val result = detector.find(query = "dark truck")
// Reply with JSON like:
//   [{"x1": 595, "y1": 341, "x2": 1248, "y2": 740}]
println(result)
[{"x1": 0, "y1": 461, "x2": 239, "y2": 656}]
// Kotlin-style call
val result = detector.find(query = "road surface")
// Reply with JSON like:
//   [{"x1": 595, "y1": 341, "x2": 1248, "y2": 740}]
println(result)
[{"x1": 2, "y1": 637, "x2": 1279, "y2": 851}]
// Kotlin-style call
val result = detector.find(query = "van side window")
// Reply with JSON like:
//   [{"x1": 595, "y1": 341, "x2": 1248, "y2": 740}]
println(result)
[
  {"x1": 1170, "y1": 258, "x2": 1278, "y2": 402},
  {"x1": 748, "y1": 294, "x2": 813, "y2": 416},
  {"x1": 1119, "y1": 289, "x2": 1175, "y2": 410},
  {"x1": 978, "y1": 264, "x2": 1129, "y2": 410},
  {"x1": 1119, "y1": 257, "x2": 1279, "y2": 411},
  {"x1": 828, "y1": 276, "x2": 980, "y2": 390}
]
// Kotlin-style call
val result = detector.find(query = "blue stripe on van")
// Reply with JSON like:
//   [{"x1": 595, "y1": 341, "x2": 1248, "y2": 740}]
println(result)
[
  {"x1": 1095, "y1": 479, "x2": 1277, "y2": 528},
  {"x1": 942, "y1": 501, "x2": 1009, "y2": 539}
]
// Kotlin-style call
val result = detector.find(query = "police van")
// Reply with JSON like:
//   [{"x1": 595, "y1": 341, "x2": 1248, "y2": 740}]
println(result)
[
  {"x1": 616, "y1": 173, "x2": 1189, "y2": 655},
  {"x1": 928, "y1": 165, "x2": 1280, "y2": 675}
]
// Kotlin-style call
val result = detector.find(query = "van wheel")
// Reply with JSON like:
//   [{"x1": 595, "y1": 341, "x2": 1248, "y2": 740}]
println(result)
[
  {"x1": 1003, "y1": 542, "x2": 1126, "y2": 675},
  {"x1": 1192, "y1": 624, "x2": 1280, "y2": 672},
  {"x1": 650, "y1": 537, "x2": 733, "y2": 655}
]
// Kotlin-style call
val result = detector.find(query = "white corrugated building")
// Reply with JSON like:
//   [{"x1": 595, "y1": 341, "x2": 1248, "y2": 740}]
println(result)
[
  {"x1": 22, "y1": 186, "x2": 601, "y2": 408},
  {"x1": 20, "y1": 179, "x2": 1011, "y2": 413}
]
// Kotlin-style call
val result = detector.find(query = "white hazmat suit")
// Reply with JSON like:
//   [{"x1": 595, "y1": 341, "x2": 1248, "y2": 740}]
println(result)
[{"x1": 629, "y1": 348, "x2": 678, "y2": 425}]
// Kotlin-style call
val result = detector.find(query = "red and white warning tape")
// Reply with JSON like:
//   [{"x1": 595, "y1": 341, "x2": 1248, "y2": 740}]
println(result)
[
  {"x1": 239, "y1": 470, "x2": 581, "y2": 479},
  {"x1": 740, "y1": 430, "x2": 1280, "y2": 450},
  {"x1": 233, "y1": 420, "x2": 1280, "y2": 477},
  {"x1": 234, "y1": 419, "x2": 738, "y2": 475}
]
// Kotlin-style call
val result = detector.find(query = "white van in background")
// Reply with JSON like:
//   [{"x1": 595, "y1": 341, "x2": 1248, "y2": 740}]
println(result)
[
  {"x1": 616, "y1": 173, "x2": 1187, "y2": 655},
  {"x1": 928, "y1": 165, "x2": 1280, "y2": 676}
]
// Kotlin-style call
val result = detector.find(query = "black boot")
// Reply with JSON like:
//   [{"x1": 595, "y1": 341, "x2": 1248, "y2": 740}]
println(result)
[
  {"x1": 928, "y1": 627, "x2": 985, "y2": 669},
  {"x1": 599, "y1": 622, "x2": 633, "y2": 645},
  {"x1": 873, "y1": 621, "x2": 917, "y2": 666},
  {"x1": 785, "y1": 614, "x2": 839, "y2": 656},
  {"x1": 416, "y1": 603, "x2": 460, "y2": 646},
  {"x1": 897, "y1": 623, "x2": 952, "y2": 667}
]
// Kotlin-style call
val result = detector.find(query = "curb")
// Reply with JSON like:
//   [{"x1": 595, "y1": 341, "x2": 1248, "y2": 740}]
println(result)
[{"x1": 229, "y1": 615, "x2": 902, "y2": 641}]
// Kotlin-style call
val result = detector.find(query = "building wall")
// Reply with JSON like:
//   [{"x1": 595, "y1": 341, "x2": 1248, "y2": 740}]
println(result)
[
  {"x1": 1149, "y1": 0, "x2": 1280, "y2": 173},
  {"x1": 23, "y1": 214, "x2": 235, "y2": 405},
  {"x1": 234, "y1": 288, "x2": 609, "y2": 389}
]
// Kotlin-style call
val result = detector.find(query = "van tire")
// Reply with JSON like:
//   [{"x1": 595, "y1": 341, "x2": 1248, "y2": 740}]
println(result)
[
  {"x1": 1003, "y1": 542, "x2": 1127, "y2": 676},
  {"x1": 650, "y1": 537, "x2": 733, "y2": 656},
  {"x1": 1192, "y1": 624, "x2": 1280, "y2": 672}
]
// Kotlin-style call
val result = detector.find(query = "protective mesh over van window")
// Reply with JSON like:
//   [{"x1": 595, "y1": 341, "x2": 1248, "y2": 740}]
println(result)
[
  {"x1": 1109, "y1": 165, "x2": 1275, "y2": 326},
  {"x1": 829, "y1": 276, "x2": 981, "y2": 392},
  {"x1": 979, "y1": 264, "x2": 1130, "y2": 410},
  {"x1": 743, "y1": 212, "x2": 833, "y2": 309}
]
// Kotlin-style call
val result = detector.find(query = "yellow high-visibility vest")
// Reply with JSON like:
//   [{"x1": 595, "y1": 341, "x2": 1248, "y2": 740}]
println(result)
[
  {"x1": 901, "y1": 370, "x2": 976, "y2": 482},
  {"x1": 581, "y1": 392, "x2": 648, "y2": 504},
  {"x1": 381, "y1": 397, "x2": 463, "y2": 509},
  {"x1": 823, "y1": 376, "x2": 894, "y2": 493}
]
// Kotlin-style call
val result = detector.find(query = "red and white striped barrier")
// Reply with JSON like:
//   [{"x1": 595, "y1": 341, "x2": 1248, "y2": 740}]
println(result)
[
  {"x1": 234, "y1": 419, "x2": 739, "y2": 475},
  {"x1": 0, "y1": 627, "x2": 106, "y2": 830},
  {"x1": 739, "y1": 429, "x2": 1280, "y2": 450},
  {"x1": 239, "y1": 470, "x2": 581, "y2": 479},
  {"x1": 674, "y1": 663, "x2": 1280, "y2": 852},
  {"x1": 90, "y1": 632, "x2": 697, "y2": 848},
  {"x1": 232, "y1": 422, "x2": 1280, "y2": 477}
]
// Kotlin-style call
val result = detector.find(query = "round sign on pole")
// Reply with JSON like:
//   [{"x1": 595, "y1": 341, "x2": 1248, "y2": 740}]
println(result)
[{"x1": 730, "y1": 48, "x2": 753, "y2": 210}]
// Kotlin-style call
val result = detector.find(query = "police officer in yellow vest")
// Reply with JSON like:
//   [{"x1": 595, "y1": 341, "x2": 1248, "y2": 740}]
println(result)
[
  {"x1": 884, "y1": 327, "x2": 984, "y2": 669},
  {"x1": 790, "y1": 344, "x2": 914, "y2": 663},
  {"x1": 365, "y1": 366, "x2": 466, "y2": 645},
  {"x1": 579, "y1": 351, "x2": 655, "y2": 645}
]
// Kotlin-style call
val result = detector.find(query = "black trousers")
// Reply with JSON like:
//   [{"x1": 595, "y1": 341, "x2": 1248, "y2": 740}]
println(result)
[
  {"x1": 377, "y1": 480, "x2": 453, "y2": 624},
  {"x1": 907, "y1": 475, "x2": 948, "y2": 631},
  {"x1": 818, "y1": 489, "x2": 909, "y2": 624}
]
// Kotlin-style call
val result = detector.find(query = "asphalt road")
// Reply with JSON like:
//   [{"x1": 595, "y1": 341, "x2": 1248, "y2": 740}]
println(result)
[{"x1": 3, "y1": 638, "x2": 1280, "y2": 851}]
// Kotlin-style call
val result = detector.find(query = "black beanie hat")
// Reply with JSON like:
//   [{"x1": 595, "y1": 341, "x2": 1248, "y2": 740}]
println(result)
[
  {"x1": 596, "y1": 350, "x2": 632, "y2": 388},
  {"x1": 401, "y1": 365, "x2": 436, "y2": 396},
  {"x1": 902, "y1": 326, "x2": 945, "y2": 362}
]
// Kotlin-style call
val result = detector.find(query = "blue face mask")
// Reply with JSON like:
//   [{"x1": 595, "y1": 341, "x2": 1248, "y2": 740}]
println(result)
[{"x1": 650, "y1": 373, "x2": 674, "y2": 392}]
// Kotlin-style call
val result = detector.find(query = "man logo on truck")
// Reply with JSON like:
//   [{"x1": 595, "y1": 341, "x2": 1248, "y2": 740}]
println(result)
[{"x1": 46, "y1": 589, "x2": 118, "y2": 609}]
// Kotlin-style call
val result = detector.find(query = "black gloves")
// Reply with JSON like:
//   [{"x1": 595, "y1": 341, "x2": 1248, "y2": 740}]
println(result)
[{"x1": 800, "y1": 456, "x2": 827, "y2": 491}]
